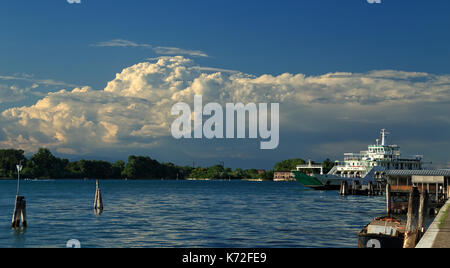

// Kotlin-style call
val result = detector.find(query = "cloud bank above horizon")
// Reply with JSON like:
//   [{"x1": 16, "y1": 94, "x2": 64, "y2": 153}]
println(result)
[{"x1": 0, "y1": 56, "x2": 449, "y2": 166}]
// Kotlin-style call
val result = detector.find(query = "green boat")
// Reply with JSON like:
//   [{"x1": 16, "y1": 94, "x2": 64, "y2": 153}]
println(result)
[{"x1": 292, "y1": 170, "x2": 343, "y2": 190}]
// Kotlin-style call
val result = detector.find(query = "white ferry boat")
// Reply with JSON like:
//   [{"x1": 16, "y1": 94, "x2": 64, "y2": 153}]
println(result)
[{"x1": 293, "y1": 129, "x2": 424, "y2": 190}]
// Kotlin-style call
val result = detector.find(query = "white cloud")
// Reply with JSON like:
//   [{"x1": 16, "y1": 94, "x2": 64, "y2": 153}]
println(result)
[
  {"x1": 0, "y1": 74, "x2": 78, "y2": 88},
  {"x1": 91, "y1": 39, "x2": 152, "y2": 48},
  {"x1": 0, "y1": 85, "x2": 26, "y2": 104},
  {"x1": 67, "y1": 0, "x2": 81, "y2": 3},
  {"x1": 153, "y1": 46, "x2": 209, "y2": 58},
  {"x1": 0, "y1": 56, "x2": 449, "y2": 157},
  {"x1": 91, "y1": 40, "x2": 208, "y2": 57}
]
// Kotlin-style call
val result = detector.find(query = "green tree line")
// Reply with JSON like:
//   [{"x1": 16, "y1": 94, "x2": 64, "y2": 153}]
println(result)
[
  {"x1": 0, "y1": 149, "x2": 335, "y2": 180},
  {"x1": 188, "y1": 165, "x2": 274, "y2": 180},
  {"x1": 0, "y1": 148, "x2": 191, "y2": 180}
]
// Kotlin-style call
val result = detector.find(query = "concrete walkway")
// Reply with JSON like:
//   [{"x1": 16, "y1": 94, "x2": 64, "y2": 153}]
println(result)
[
  {"x1": 416, "y1": 200, "x2": 450, "y2": 248},
  {"x1": 432, "y1": 203, "x2": 450, "y2": 248}
]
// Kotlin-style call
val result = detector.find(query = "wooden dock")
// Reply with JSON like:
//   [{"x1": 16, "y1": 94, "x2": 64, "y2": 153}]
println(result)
[{"x1": 340, "y1": 180, "x2": 384, "y2": 196}]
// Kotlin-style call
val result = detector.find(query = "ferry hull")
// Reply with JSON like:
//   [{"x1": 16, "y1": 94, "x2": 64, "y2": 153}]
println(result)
[{"x1": 292, "y1": 171, "x2": 343, "y2": 190}]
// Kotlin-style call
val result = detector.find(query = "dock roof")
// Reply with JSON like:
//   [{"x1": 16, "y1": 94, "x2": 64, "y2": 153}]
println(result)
[{"x1": 385, "y1": 170, "x2": 450, "y2": 177}]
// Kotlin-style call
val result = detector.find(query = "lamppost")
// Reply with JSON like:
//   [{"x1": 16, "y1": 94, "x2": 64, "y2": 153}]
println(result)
[{"x1": 16, "y1": 163, "x2": 23, "y2": 196}]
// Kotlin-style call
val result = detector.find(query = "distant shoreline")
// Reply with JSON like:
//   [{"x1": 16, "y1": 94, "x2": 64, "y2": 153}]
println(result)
[{"x1": 0, "y1": 178, "x2": 275, "y2": 182}]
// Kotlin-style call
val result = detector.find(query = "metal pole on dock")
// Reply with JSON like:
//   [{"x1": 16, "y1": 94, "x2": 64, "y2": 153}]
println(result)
[{"x1": 403, "y1": 187, "x2": 421, "y2": 248}]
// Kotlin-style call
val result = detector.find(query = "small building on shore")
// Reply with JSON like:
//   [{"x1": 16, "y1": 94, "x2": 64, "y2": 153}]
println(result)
[{"x1": 274, "y1": 171, "x2": 295, "y2": 182}]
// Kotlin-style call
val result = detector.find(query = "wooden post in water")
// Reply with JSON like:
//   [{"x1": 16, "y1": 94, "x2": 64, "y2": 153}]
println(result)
[
  {"x1": 11, "y1": 197, "x2": 21, "y2": 228},
  {"x1": 11, "y1": 196, "x2": 27, "y2": 228},
  {"x1": 340, "y1": 181, "x2": 348, "y2": 196},
  {"x1": 386, "y1": 184, "x2": 392, "y2": 216},
  {"x1": 11, "y1": 163, "x2": 26, "y2": 229},
  {"x1": 418, "y1": 190, "x2": 429, "y2": 236},
  {"x1": 403, "y1": 187, "x2": 421, "y2": 248},
  {"x1": 378, "y1": 181, "x2": 384, "y2": 196},
  {"x1": 94, "y1": 180, "x2": 103, "y2": 215},
  {"x1": 352, "y1": 180, "x2": 359, "y2": 195},
  {"x1": 368, "y1": 182, "x2": 374, "y2": 196}
]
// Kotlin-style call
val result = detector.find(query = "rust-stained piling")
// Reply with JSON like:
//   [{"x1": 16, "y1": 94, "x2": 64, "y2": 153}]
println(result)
[
  {"x1": 94, "y1": 180, "x2": 103, "y2": 215},
  {"x1": 403, "y1": 187, "x2": 421, "y2": 248}
]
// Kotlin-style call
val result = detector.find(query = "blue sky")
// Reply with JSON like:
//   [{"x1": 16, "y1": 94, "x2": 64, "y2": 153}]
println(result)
[
  {"x1": 2, "y1": 0, "x2": 450, "y2": 86},
  {"x1": 0, "y1": 0, "x2": 450, "y2": 169}
]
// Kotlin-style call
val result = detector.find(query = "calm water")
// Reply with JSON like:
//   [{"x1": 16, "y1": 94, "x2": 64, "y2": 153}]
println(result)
[{"x1": 0, "y1": 180, "x2": 385, "y2": 248}]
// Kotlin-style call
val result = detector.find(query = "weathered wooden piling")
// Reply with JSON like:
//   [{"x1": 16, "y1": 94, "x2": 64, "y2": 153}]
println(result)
[
  {"x1": 11, "y1": 196, "x2": 27, "y2": 229},
  {"x1": 11, "y1": 163, "x2": 27, "y2": 229},
  {"x1": 352, "y1": 180, "x2": 359, "y2": 195},
  {"x1": 418, "y1": 190, "x2": 429, "y2": 235},
  {"x1": 403, "y1": 187, "x2": 421, "y2": 248},
  {"x1": 386, "y1": 184, "x2": 392, "y2": 216},
  {"x1": 378, "y1": 181, "x2": 384, "y2": 196},
  {"x1": 94, "y1": 180, "x2": 103, "y2": 215},
  {"x1": 368, "y1": 182, "x2": 374, "y2": 196},
  {"x1": 340, "y1": 181, "x2": 348, "y2": 196}
]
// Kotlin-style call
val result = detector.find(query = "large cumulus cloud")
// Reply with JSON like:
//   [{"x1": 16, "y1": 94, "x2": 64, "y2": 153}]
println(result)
[{"x1": 0, "y1": 56, "x2": 449, "y2": 160}]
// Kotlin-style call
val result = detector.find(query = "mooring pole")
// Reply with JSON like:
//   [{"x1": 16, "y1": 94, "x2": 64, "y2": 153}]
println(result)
[
  {"x1": 94, "y1": 180, "x2": 103, "y2": 215},
  {"x1": 21, "y1": 197, "x2": 27, "y2": 228},
  {"x1": 403, "y1": 187, "x2": 421, "y2": 248},
  {"x1": 352, "y1": 180, "x2": 358, "y2": 195},
  {"x1": 340, "y1": 181, "x2": 348, "y2": 196},
  {"x1": 368, "y1": 181, "x2": 374, "y2": 196},
  {"x1": 418, "y1": 190, "x2": 429, "y2": 236},
  {"x1": 386, "y1": 184, "x2": 392, "y2": 216},
  {"x1": 16, "y1": 163, "x2": 22, "y2": 196},
  {"x1": 11, "y1": 197, "x2": 21, "y2": 228},
  {"x1": 11, "y1": 163, "x2": 26, "y2": 229}
]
